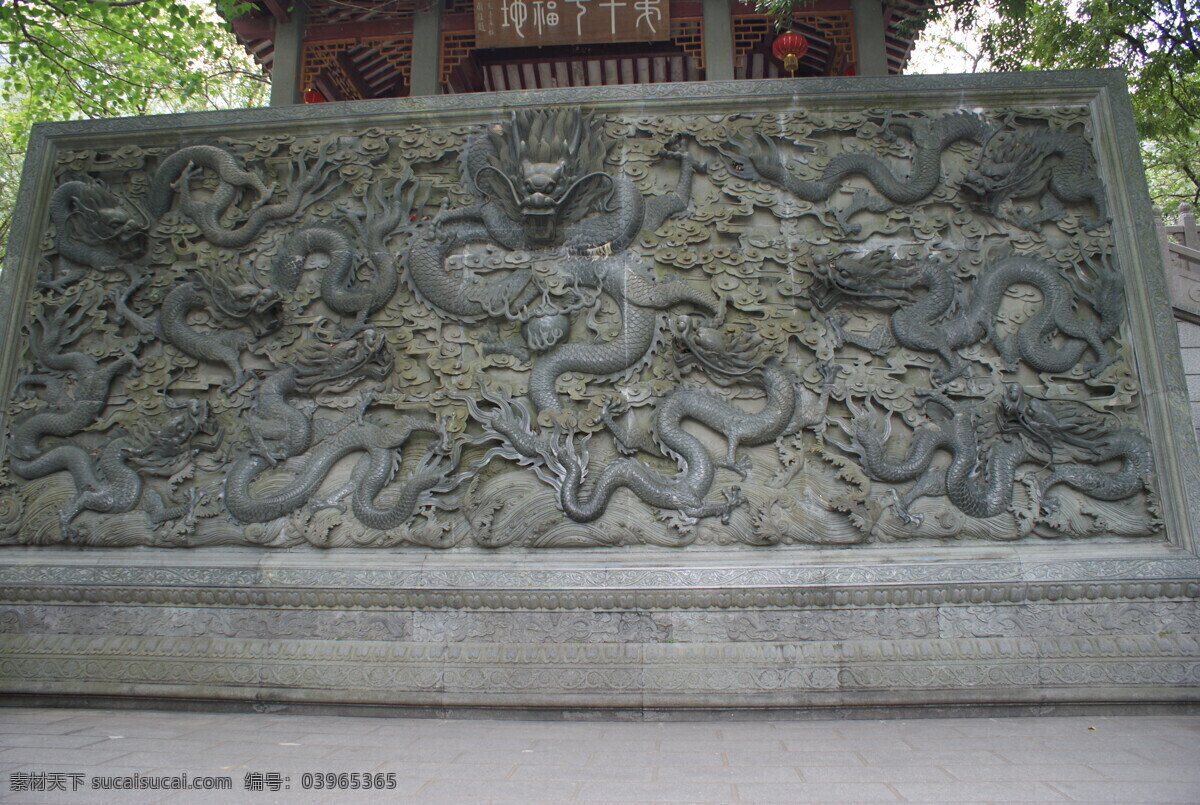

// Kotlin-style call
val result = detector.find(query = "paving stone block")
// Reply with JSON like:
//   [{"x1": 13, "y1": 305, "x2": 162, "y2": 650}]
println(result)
[
  {"x1": 414, "y1": 777, "x2": 580, "y2": 800},
  {"x1": 891, "y1": 781, "x2": 1070, "y2": 802},
  {"x1": 940, "y1": 764, "x2": 1105, "y2": 782},
  {"x1": 1049, "y1": 780, "x2": 1200, "y2": 803},
  {"x1": 576, "y1": 780, "x2": 735, "y2": 803},
  {"x1": 732, "y1": 781, "x2": 902, "y2": 803}
]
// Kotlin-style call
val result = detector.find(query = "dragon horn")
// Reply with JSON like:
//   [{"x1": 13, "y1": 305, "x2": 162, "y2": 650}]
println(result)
[
  {"x1": 561, "y1": 170, "x2": 617, "y2": 212},
  {"x1": 472, "y1": 164, "x2": 521, "y2": 205}
]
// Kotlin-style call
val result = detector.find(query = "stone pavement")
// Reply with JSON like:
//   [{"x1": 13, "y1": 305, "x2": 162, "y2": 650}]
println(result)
[{"x1": 0, "y1": 707, "x2": 1198, "y2": 804}]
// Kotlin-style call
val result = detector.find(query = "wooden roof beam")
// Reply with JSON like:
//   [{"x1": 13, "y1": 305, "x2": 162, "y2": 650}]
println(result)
[
  {"x1": 306, "y1": 19, "x2": 414, "y2": 42},
  {"x1": 314, "y1": 70, "x2": 343, "y2": 102},
  {"x1": 335, "y1": 51, "x2": 374, "y2": 100},
  {"x1": 260, "y1": 0, "x2": 291, "y2": 23},
  {"x1": 231, "y1": 13, "x2": 274, "y2": 42}
]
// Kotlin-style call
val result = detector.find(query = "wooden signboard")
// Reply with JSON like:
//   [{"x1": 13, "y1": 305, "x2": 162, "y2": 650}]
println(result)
[{"x1": 474, "y1": 0, "x2": 671, "y2": 48}]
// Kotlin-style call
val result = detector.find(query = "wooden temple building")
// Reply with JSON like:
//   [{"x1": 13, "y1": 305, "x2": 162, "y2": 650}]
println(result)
[{"x1": 230, "y1": 0, "x2": 931, "y2": 105}]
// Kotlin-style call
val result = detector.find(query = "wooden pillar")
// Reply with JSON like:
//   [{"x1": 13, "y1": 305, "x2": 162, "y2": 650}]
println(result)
[
  {"x1": 851, "y1": 0, "x2": 888, "y2": 76},
  {"x1": 269, "y1": 0, "x2": 308, "y2": 106},
  {"x1": 702, "y1": 0, "x2": 735, "y2": 81},
  {"x1": 410, "y1": 0, "x2": 444, "y2": 96}
]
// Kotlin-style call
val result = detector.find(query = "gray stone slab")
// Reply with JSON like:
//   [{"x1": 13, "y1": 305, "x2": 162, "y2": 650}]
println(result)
[
  {"x1": 652, "y1": 764, "x2": 803, "y2": 783},
  {"x1": 0, "y1": 747, "x2": 136, "y2": 766},
  {"x1": 993, "y1": 748, "x2": 1149, "y2": 766},
  {"x1": 575, "y1": 780, "x2": 735, "y2": 803},
  {"x1": 2, "y1": 791, "x2": 169, "y2": 805},
  {"x1": 724, "y1": 748, "x2": 865, "y2": 767},
  {"x1": 414, "y1": 778, "x2": 580, "y2": 800},
  {"x1": 0, "y1": 72, "x2": 1195, "y2": 717},
  {"x1": 413, "y1": 611, "x2": 656, "y2": 644},
  {"x1": 588, "y1": 749, "x2": 725, "y2": 767},
  {"x1": 181, "y1": 740, "x2": 341, "y2": 760},
  {"x1": 775, "y1": 735, "x2": 891, "y2": 750},
  {"x1": 1128, "y1": 743, "x2": 1200, "y2": 764},
  {"x1": 890, "y1": 781, "x2": 1070, "y2": 802},
  {"x1": 322, "y1": 744, "x2": 465, "y2": 763},
  {"x1": 652, "y1": 608, "x2": 940, "y2": 642},
  {"x1": 0, "y1": 605, "x2": 416, "y2": 643},
  {"x1": 1177, "y1": 322, "x2": 1200, "y2": 348},
  {"x1": 940, "y1": 764, "x2": 1107, "y2": 782},
  {"x1": 856, "y1": 749, "x2": 1011, "y2": 766},
  {"x1": 0, "y1": 722, "x2": 91, "y2": 736},
  {"x1": 731, "y1": 781, "x2": 903, "y2": 803},
  {"x1": 937, "y1": 602, "x2": 1200, "y2": 639},
  {"x1": 0, "y1": 710, "x2": 81, "y2": 723},
  {"x1": 367, "y1": 763, "x2": 518, "y2": 782},
  {"x1": 1049, "y1": 781, "x2": 1200, "y2": 803},
  {"x1": 0, "y1": 733, "x2": 116, "y2": 750},
  {"x1": 68, "y1": 737, "x2": 221, "y2": 756},
  {"x1": 800, "y1": 765, "x2": 955, "y2": 783},
  {"x1": 1091, "y1": 764, "x2": 1200, "y2": 782},
  {"x1": 1181, "y1": 349, "x2": 1200, "y2": 377},
  {"x1": 510, "y1": 762, "x2": 655, "y2": 782},
  {"x1": 453, "y1": 746, "x2": 598, "y2": 765}
]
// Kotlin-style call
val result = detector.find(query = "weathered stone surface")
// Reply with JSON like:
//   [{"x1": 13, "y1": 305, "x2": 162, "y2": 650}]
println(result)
[{"x1": 0, "y1": 73, "x2": 1195, "y2": 712}]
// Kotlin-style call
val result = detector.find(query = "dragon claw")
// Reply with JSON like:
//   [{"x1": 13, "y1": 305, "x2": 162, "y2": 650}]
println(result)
[
  {"x1": 826, "y1": 312, "x2": 849, "y2": 349},
  {"x1": 1083, "y1": 353, "x2": 1119, "y2": 377},
  {"x1": 719, "y1": 486, "x2": 746, "y2": 525},
  {"x1": 309, "y1": 497, "x2": 347, "y2": 515},
  {"x1": 887, "y1": 488, "x2": 923, "y2": 527},
  {"x1": 720, "y1": 453, "x2": 753, "y2": 481}
]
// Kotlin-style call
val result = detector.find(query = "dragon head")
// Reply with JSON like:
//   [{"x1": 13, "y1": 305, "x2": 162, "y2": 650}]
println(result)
[
  {"x1": 130, "y1": 398, "x2": 211, "y2": 458},
  {"x1": 475, "y1": 108, "x2": 614, "y2": 244},
  {"x1": 715, "y1": 131, "x2": 779, "y2": 183},
  {"x1": 63, "y1": 179, "x2": 149, "y2": 260},
  {"x1": 998, "y1": 383, "x2": 1116, "y2": 458},
  {"x1": 811, "y1": 252, "x2": 920, "y2": 311},
  {"x1": 291, "y1": 326, "x2": 394, "y2": 394},
  {"x1": 194, "y1": 257, "x2": 283, "y2": 339},
  {"x1": 673, "y1": 316, "x2": 765, "y2": 380},
  {"x1": 961, "y1": 129, "x2": 1053, "y2": 211}
]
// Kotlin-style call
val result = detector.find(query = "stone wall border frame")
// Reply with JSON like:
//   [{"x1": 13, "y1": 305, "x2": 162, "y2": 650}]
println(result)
[{"x1": 1, "y1": 71, "x2": 1198, "y2": 713}]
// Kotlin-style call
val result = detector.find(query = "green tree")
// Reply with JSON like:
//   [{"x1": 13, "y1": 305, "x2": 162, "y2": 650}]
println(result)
[{"x1": 0, "y1": 0, "x2": 268, "y2": 251}]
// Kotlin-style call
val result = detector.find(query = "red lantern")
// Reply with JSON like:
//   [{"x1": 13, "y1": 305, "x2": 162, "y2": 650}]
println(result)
[
  {"x1": 303, "y1": 88, "x2": 326, "y2": 104},
  {"x1": 772, "y1": 30, "x2": 809, "y2": 75}
]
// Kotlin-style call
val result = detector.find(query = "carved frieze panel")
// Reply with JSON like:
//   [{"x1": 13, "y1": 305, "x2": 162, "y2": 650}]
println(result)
[{"x1": 0, "y1": 78, "x2": 1180, "y2": 549}]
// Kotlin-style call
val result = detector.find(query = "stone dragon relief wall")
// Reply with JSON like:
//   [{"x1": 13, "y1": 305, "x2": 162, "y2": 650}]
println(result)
[{"x1": 0, "y1": 86, "x2": 1165, "y2": 551}]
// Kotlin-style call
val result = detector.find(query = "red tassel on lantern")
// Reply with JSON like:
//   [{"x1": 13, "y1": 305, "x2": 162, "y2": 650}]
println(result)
[
  {"x1": 772, "y1": 30, "x2": 809, "y2": 75},
  {"x1": 303, "y1": 88, "x2": 326, "y2": 103}
]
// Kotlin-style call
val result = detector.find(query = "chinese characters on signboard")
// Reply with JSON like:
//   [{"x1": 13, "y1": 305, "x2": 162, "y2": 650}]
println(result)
[{"x1": 475, "y1": 0, "x2": 671, "y2": 48}]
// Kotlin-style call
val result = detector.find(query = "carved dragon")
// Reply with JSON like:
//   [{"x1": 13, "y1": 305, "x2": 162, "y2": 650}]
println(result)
[
  {"x1": 815, "y1": 251, "x2": 1125, "y2": 381},
  {"x1": 833, "y1": 383, "x2": 1155, "y2": 525},
  {"x1": 223, "y1": 330, "x2": 460, "y2": 527},
  {"x1": 109, "y1": 260, "x2": 283, "y2": 393},
  {"x1": 8, "y1": 298, "x2": 136, "y2": 472},
  {"x1": 832, "y1": 389, "x2": 1028, "y2": 524},
  {"x1": 468, "y1": 321, "x2": 821, "y2": 524},
  {"x1": 406, "y1": 108, "x2": 717, "y2": 412},
  {"x1": 149, "y1": 142, "x2": 338, "y2": 247},
  {"x1": 1000, "y1": 384, "x2": 1154, "y2": 511},
  {"x1": 7, "y1": 299, "x2": 200, "y2": 540},
  {"x1": 719, "y1": 111, "x2": 996, "y2": 207},
  {"x1": 273, "y1": 172, "x2": 426, "y2": 331},
  {"x1": 42, "y1": 178, "x2": 149, "y2": 290}
]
